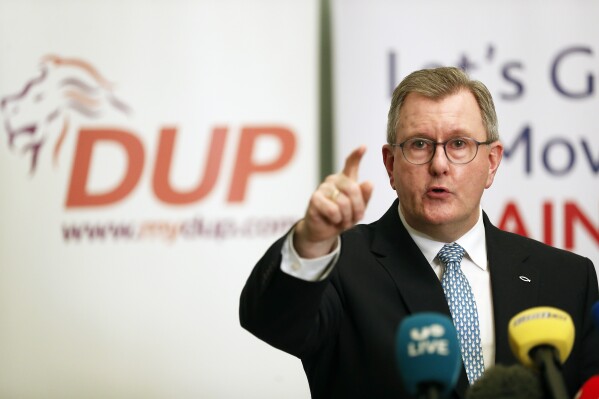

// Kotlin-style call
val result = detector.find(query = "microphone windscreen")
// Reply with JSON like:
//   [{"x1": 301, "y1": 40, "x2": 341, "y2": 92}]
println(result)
[
  {"x1": 575, "y1": 375, "x2": 599, "y2": 399},
  {"x1": 592, "y1": 302, "x2": 599, "y2": 331},
  {"x1": 508, "y1": 306, "x2": 575, "y2": 367},
  {"x1": 395, "y1": 313, "x2": 461, "y2": 397},
  {"x1": 466, "y1": 364, "x2": 543, "y2": 399}
]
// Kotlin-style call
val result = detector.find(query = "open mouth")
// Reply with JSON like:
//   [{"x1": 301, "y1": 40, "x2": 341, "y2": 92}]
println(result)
[{"x1": 427, "y1": 186, "x2": 450, "y2": 197}]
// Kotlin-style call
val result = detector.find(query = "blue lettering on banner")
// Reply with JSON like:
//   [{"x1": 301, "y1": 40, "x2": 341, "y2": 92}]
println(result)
[
  {"x1": 500, "y1": 61, "x2": 525, "y2": 100},
  {"x1": 387, "y1": 44, "x2": 597, "y2": 101},
  {"x1": 582, "y1": 140, "x2": 599, "y2": 173},
  {"x1": 503, "y1": 125, "x2": 532, "y2": 174},
  {"x1": 503, "y1": 125, "x2": 599, "y2": 176},
  {"x1": 550, "y1": 46, "x2": 594, "y2": 99},
  {"x1": 456, "y1": 53, "x2": 478, "y2": 74},
  {"x1": 542, "y1": 138, "x2": 576, "y2": 176}
]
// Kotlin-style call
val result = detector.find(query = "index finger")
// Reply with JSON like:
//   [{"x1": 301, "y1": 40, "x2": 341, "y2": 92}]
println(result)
[{"x1": 341, "y1": 145, "x2": 367, "y2": 180}]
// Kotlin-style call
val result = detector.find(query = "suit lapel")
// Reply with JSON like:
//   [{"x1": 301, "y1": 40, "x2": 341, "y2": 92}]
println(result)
[
  {"x1": 483, "y1": 213, "x2": 539, "y2": 364},
  {"x1": 372, "y1": 200, "x2": 451, "y2": 317}
]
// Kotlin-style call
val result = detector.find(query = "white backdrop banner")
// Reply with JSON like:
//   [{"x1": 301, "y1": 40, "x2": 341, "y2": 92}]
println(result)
[
  {"x1": 0, "y1": 0, "x2": 315, "y2": 398},
  {"x1": 335, "y1": 0, "x2": 599, "y2": 273}
]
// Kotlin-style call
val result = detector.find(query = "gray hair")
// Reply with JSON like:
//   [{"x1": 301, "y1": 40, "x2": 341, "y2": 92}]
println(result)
[{"x1": 386, "y1": 67, "x2": 499, "y2": 144}]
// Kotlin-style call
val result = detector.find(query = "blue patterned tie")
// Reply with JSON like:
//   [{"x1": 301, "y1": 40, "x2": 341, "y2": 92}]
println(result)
[{"x1": 439, "y1": 243, "x2": 485, "y2": 384}]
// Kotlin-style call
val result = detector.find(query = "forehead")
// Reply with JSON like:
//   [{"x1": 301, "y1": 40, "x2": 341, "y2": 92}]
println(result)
[{"x1": 398, "y1": 90, "x2": 484, "y2": 137}]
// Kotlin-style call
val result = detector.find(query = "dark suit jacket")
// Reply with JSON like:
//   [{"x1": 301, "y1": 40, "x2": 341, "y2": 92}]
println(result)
[{"x1": 240, "y1": 200, "x2": 599, "y2": 398}]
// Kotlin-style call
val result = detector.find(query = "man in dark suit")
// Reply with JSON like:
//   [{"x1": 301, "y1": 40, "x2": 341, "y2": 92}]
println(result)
[{"x1": 239, "y1": 67, "x2": 599, "y2": 398}]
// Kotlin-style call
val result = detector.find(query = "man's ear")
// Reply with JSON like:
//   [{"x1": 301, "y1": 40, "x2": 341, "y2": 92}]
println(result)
[
  {"x1": 485, "y1": 141, "x2": 504, "y2": 189},
  {"x1": 382, "y1": 144, "x2": 396, "y2": 189}
]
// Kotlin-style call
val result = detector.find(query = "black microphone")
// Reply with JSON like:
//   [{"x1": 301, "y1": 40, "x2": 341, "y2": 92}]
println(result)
[
  {"x1": 508, "y1": 306, "x2": 574, "y2": 399},
  {"x1": 395, "y1": 313, "x2": 462, "y2": 399},
  {"x1": 465, "y1": 364, "x2": 543, "y2": 399}
]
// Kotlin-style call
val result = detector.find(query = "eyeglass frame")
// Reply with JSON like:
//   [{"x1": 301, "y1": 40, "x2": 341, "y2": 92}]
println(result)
[{"x1": 389, "y1": 136, "x2": 495, "y2": 165}]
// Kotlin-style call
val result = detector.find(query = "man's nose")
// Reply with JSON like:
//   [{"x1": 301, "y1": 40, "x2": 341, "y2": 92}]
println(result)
[{"x1": 429, "y1": 143, "x2": 450, "y2": 174}]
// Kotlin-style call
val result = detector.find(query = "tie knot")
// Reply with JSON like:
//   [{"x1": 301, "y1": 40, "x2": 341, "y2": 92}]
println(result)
[{"x1": 438, "y1": 242, "x2": 465, "y2": 266}]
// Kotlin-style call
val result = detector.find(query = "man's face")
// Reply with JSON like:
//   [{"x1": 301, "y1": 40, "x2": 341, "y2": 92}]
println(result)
[{"x1": 382, "y1": 90, "x2": 503, "y2": 242}]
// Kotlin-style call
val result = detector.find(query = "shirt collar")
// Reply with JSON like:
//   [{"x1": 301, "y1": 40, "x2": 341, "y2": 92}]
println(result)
[{"x1": 397, "y1": 204, "x2": 488, "y2": 271}]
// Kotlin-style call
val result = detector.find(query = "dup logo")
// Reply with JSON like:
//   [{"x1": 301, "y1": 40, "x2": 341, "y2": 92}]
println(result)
[
  {"x1": 1, "y1": 55, "x2": 297, "y2": 208},
  {"x1": 1, "y1": 55, "x2": 131, "y2": 173}
]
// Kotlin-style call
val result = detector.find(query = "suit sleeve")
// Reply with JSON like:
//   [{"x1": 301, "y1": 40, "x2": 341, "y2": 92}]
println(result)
[
  {"x1": 239, "y1": 234, "x2": 345, "y2": 358},
  {"x1": 580, "y1": 258, "x2": 599, "y2": 383}
]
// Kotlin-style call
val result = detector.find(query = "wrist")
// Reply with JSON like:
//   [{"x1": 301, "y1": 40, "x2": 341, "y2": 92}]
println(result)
[{"x1": 292, "y1": 221, "x2": 338, "y2": 259}]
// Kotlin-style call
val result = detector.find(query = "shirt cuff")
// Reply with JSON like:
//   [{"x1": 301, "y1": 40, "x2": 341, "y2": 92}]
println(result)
[{"x1": 280, "y1": 228, "x2": 341, "y2": 281}]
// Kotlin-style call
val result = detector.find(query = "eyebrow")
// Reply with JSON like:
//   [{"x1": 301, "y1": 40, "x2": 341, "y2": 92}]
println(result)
[{"x1": 404, "y1": 131, "x2": 472, "y2": 141}]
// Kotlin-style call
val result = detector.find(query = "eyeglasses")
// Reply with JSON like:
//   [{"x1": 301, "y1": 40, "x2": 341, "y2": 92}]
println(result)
[{"x1": 390, "y1": 137, "x2": 494, "y2": 165}]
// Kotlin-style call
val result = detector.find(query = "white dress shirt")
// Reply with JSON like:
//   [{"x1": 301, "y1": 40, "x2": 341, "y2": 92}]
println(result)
[{"x1": 280, "y1": 205, "x2": 495, "y2": 369}]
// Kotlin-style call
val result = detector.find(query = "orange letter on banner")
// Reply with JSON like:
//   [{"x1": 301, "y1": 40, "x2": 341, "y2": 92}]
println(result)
[
  {"x1": 66, "y1": 129, "x2": 144, "y2": 207},
  {"x1": 153, "y1": 126, "x2": 227, "y2": 204},
  {"x1": 564, "y1": 202, "x2": 599, "y2": 249},
  {"x1": 497, "y1": 201, "x2": 530, "y2": 237},
  {"x1": 228, "y1": 126, "x2": 296, "y2": 202}
]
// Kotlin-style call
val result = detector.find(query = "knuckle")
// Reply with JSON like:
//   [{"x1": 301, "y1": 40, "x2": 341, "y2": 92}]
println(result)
[
  {"x1": 346, "y1": 183, "x2": 360, "y2": 198},
  {"x1": 324, "y1": 174, "x2": 338, "y2": 184}
]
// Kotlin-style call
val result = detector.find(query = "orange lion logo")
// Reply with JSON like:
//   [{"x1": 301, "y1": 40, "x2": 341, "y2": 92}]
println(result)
[{"x1": 1, "y1": 55, "x2": 131, "y2": 173}]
